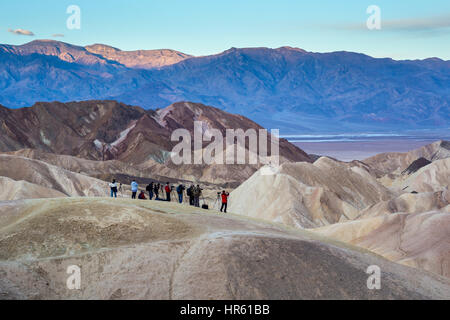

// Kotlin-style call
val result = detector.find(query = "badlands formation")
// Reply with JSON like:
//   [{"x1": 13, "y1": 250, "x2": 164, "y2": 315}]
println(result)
[
  {"x1": 0, "y1": 101, "x2": 310, "y2": 187},
  {"x1": 229, "y1": 157, "x2": 392, "y2": 228},
  {"x1": 1, "y1": 198, "x2": 449, "y2": 299},
  {"x1": 0, "y1": 100, "x2": 448, "y2": 299},
  {"x1": 229, "y1": 141, "x2": 450, "y2": 280}
]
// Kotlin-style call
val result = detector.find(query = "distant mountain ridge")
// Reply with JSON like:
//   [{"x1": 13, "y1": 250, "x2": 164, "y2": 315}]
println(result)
[
  {"x1": 0, "y1": 40, "x2": 191, "y2": 68},
  {"x1": 1, "y1": 40, "x2": 449, "y2": 132}
]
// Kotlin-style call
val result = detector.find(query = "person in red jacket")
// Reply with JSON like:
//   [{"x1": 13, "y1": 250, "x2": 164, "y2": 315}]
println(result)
[
  {"x1": 165, "y1": 182, "x2": 172, "y2": 202},
  {"x1": 220, "y1": 190, "x2": 229, "y2": 213},
  {"x1": 138, "y1": 190, "x2": 147, "y2": 200}
]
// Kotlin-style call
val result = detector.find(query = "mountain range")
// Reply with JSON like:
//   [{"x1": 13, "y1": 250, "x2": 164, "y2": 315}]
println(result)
[{"x1": 1, "y1": 40, "x2": 449, "y2": 133}]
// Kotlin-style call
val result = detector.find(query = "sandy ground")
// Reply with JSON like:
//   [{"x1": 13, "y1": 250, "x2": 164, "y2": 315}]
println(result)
[{"x1": 293, "y1": 140, "x2": 437, "y2": 161}]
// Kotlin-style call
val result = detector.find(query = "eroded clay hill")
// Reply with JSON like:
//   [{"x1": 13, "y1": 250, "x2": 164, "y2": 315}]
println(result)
[
  {"x1": 0, "y1": 154, "x2": 107, "y2": 199},
  {"x1": 227, "y1": 154, "x2": 450, "y2": 279},
  {"x1": 364, "y1": 140, "x2": 450, "y2": 177},
  {"x1": 314, "y1": 208, "x2": 450, "y2": 278},
  {"x1": 1, "y1": 198, "x2": 449, "y2": 300},
  {"x1": 229, "y1": 157, "x2": 392, "y2": 228}
]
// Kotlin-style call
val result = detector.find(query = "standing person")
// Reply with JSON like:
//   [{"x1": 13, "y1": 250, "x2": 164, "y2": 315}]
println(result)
[
  {"x1": 146, "y1": 182, "x2": 154, "y2": 200},
  {"x1": 187, "y1": 185, "x2": 194, "y2": 206},
  {"x1": 109, "y1": 179, "x2": 118, "y2": 198},
  {"x1": 131, "y1": 180, "x2": 138, "y2": 199},
  {"x1": 154, "y1": 183, "x2": 160, "y2": 200},
  {"x1": 193, "y1": 185, "x2": 202, "y2": 207},
  {"x1": 165, "y1": 182, "x2": 172, "y2": 202},
  {"x1": 220, "y1": 191, "x2": 230, "y2": 213},
  {"x1": 176, "y1": 184, "x2": 185, "y2": 203}
]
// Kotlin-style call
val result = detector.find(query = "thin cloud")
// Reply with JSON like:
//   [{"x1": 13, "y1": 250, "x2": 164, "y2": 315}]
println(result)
[
  {"x1": 336, "y1": 13, "x2": 450, "y2": 34},
  {"x1": 8, "y1": 28, "x2": 35, "y2": 36},
  {"x1": 52, "y1": 34, "x2": 64, "y2": 38},
  {"x1": 383, "y1": 15, "x2": 450, "y2": 32}
]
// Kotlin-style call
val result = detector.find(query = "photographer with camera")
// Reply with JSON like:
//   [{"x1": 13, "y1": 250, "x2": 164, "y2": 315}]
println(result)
[
  {"x1": 176, "y1": 184, "x2": 186, "y2": 203},
  {"x1": 220, "y1": 190, "x2": 230, "y2": 213},
  {"x1": 193, "y1": 184, "x2": 202, "y2": 207},
  {"x1": 187, "y1": 185, "x2": 194, "y2": 206},
  {"x1": 146, "y1": 182, "x2": 154, "y2": 200},
  {"x1": 164, "y1": 182, "x2": 172, "y2": 202}
]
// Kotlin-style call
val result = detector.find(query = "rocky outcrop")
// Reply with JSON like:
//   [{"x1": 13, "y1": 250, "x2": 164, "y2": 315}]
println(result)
[{"x1": 401, "y1": 157, "x2": 432, "y2": 175}]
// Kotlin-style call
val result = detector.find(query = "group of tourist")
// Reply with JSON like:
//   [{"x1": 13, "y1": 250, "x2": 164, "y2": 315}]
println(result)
[{"x1": 108, "y1": 179, "x2": 229, "y2": 212}]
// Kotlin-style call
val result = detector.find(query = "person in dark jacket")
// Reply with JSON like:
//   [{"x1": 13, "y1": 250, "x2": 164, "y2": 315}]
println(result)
[
  {"x1": 176, "y1": 184, "x2": 185, "y2": 203},
  {"x1": 146, "y1": 182, "x2": 154, "y2": 200},
  {"x1": 193, "y1": 185, "x2": 202, "y2": 207},
  {"x1": 187, "y1": 185, "x2": 194, "y2": 206},
  {"x1": 154, "y1": 183, "x2": 160, "y2": 200}
]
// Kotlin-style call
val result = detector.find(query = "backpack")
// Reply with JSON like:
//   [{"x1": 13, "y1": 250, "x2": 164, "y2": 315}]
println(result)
[
  {"x1": 193, "y1": 187, "x2": 201, "y2": 197},
  {"x1": 202, "y1": 204, "x2": 209, "y2": 210},
  {"x1": 176, "y1": 185, "x2": 182, "y2": 193},
  {"x1": 187, "y1": 187, "x2": 192, "y2": 196},
  {"x1": 165, "y1": 185, "x2": 170, "y2": 193}
]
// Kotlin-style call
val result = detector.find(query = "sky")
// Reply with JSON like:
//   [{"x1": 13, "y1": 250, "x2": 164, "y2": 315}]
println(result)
[{"x1": 1, "y1": 0, "x2": 450, "y2": 60}]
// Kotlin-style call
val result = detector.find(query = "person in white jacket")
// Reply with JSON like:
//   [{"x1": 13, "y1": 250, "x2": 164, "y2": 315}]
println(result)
[
  {"x1": 109, "y1": 179, "x2": 118, "y2": 198},
  {"x1": 131, "y1": 180, "x2": 138, "y2": 199}
]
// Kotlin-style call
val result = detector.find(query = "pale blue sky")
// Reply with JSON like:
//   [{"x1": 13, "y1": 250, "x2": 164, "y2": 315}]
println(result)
[{"x1": 1, "y1": 0, "x2": 450, "y2": 59}]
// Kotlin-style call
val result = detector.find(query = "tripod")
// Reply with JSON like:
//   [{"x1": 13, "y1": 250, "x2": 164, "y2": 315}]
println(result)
[{"x1": 213, "y1": 193, "x2": 221, "y2": 210}]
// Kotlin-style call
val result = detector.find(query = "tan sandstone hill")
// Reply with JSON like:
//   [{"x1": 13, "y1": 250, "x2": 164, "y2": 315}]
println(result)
[
  {"x1": 364, "y1": 140, "x2": 450, "y2": 177},
  {"x1": 313, "y1": 209, "x2": 450, "y2": 278},
  {"x1": 229, "y1": 157, "x2": 392, "y2": 228},
  {"x1": 0, "y1": 198, "x2": 449, "y2": 300},
  {"x1": 358, "y1": 190, "x2": 449, "y2": 218},
  {"x1": 0, "y1": 154, "x2": 107, "y2": 199},
  {"x1": 396, "y1": 158, "x2": 450, "y2": 193},
  {"x1": 0, "y1": 177, "x2": 66, "y2": 200}
]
